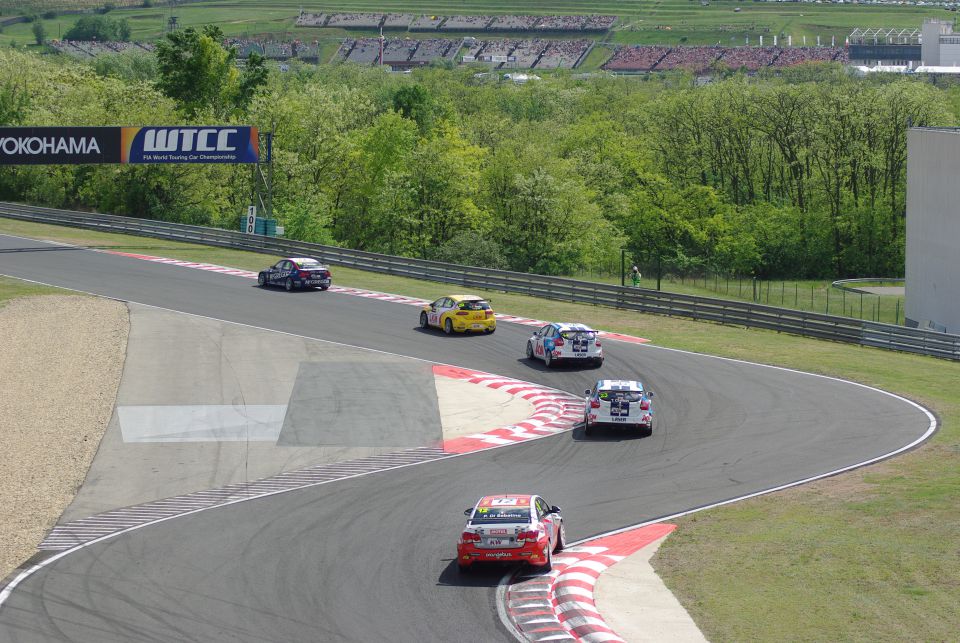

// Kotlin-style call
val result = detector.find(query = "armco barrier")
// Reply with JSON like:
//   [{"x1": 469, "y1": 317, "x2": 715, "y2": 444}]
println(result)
[{"x1": 2, "y1": 201, "x2": 958, "y2": 361}]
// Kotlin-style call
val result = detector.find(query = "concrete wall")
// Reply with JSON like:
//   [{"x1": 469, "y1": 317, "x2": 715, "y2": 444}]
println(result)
[{"x1": 905, "y1": 128, "x2": 960, "y2": 334}]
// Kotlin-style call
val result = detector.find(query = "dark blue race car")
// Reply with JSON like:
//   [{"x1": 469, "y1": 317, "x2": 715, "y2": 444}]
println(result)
[{"x1": 257, "y1": 257, "x2": 332, "y2": 292}]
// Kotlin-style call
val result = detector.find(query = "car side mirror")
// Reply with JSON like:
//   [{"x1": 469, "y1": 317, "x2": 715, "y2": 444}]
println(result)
[
  {"x1": 463, "y1": 508, "x2": 472, "y2": 516},
  {"x1": 647, "y1": 391, "x2": 655, "y2": 398},
  {"x1": 550, "y1": 505, "x2": 561, "y2": 514},
  {"x1": 584, "y1": 389, "x2": 591, "y2": 396}
]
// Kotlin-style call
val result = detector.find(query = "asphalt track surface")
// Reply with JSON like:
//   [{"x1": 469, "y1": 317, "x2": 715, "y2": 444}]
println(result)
[{"x1": 0, "y1": 234, "x2": 934, "y2": 642}]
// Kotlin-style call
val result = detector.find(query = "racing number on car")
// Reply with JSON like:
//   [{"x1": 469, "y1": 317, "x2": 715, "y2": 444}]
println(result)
[{"x1": 491, "y1": 497, "x2": 519, "y2": 506}]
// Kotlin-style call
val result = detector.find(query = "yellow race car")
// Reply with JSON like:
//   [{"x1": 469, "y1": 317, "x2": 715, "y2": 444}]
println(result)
[{"x1": 420, "y1": 295, "x2": 497, "y2": 334}]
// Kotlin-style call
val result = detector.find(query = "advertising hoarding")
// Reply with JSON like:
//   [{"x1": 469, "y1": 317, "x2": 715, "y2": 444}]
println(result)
[{"x1": 0, "y1": 126, "x2": 261, "y2": 165}]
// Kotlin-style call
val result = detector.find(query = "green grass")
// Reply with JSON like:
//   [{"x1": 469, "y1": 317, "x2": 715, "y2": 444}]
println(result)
[
  {"x1": 1, "y1": 0, "x2": 947, "y2": 48},
  {"x1": 1, "y1": 215, "x2": 958, "y2": 640},
  {"x1": 0, "y1": 274, "x2": 65, "y2": 304}
]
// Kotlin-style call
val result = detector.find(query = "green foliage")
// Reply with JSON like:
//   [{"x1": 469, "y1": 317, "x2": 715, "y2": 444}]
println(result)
[
  {"x1": 0, "y1": 45, "x2": 954, "y2": 280},
  {"x1": 155, "y1": 25, "x2": 266, "y2": 118},
  {"x1": 63, "y1": 15, "x2": 130, "y2": 42},
  {"x1": 92, "y1": 50, "x2": 156, "y2": 81},
  {"x1": 30, "y1": 20, "x2": 43, "y2": 46},
  {"x1": 430, "y1": 230, "x2": 508, "y2": 270}
]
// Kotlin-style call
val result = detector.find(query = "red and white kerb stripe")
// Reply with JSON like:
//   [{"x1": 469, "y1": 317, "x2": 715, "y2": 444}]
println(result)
[{"x1": 505, "y1": 523, "x2": 677, "y2": 642}]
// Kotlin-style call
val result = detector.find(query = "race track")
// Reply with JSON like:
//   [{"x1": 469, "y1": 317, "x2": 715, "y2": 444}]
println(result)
[{"x1": 0, "y1": 234, "x2": 934, "y2": 642}]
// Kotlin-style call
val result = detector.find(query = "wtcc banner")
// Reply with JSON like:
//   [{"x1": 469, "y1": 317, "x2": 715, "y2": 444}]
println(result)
[
  {"x1": 121, "y1": 127, "x2": 260, "y2": 164},
  {"x1": 0, "y1": 126, "x2": 261, "y2": 165}
]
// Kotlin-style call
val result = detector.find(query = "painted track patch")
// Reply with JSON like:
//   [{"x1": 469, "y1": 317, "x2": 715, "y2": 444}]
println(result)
[
  {"x1": 504, "y1": 523, "x2": 676, "y2": 642},
  {"x1": 101, "y1": 250, "x2": 650, "y2": 344},
  {"x1": 39, "y1": 367, "x2": 582, "y2": 551}
]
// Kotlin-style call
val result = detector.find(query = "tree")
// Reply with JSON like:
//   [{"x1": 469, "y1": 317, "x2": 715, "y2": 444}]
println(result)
[
  {"x1": 392, "y1": 84, "x2": 434, "y2": 134},
  {"x1": 31, "y1": 21, "x2": 45, "y2": 47},
  {"x1": 155, "y1": 25, "x2": 266, "y2": 118},
  {"x1": 63, "y1": 15, "x2": 130, "y2": 42}
]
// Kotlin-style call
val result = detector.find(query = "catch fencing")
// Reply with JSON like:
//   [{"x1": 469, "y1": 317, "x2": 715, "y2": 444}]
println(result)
[{"x1": 1, "y1": 201, "x2": 958, "y2": 361}]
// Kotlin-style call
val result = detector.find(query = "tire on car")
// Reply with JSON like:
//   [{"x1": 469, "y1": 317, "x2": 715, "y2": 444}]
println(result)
[
  {"x1": 257, "y1": 273, "x2": 266, "y2": 287},
  {"x1": 444, "y1": 318, "x2": 453, "y2": 334},
  {"x1": 284, "y1": 277, "x2": 294, "y2": 292},
  {"x1": 420, "y1": 312, "x2": 429, "y2": 329}
]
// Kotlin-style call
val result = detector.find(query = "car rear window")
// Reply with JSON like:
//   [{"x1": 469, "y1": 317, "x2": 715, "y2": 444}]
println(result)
[
  {"x1": 470, "y1": 506, "x2": 530, "y2": 523},
  {"x1": 458, "y1": 300, "x2": 491, "y2": 311},
  {"x1": 297, "y1": 259, "x2": 324, "y2": 269},
  {"x1": 560, "y1": 330, "x2": 596, "y2": 340},
  {"x1": 599, "y1": 390, "x2": 642, "y2": 402}
]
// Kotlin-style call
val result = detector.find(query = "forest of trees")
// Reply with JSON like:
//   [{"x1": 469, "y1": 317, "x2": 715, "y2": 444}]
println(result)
[{"x1": 0, "y1": 40, "x2": 956, "y2": 279}]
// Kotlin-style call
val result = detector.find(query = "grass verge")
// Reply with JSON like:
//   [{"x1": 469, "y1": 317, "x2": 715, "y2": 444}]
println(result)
[{"x1": 1, "y1": 216, "x2": 957, "y2": 640}]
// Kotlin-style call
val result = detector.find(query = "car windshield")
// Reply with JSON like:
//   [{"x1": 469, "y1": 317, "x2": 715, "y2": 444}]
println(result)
[
  {"x1": 599, "y1": 390, "x2": 642, "y2": 402},
  {"x1": 458, "y1": 300, "x2": 491, "y2": 311},
  {"x1": 560, "y1": 330, "x2": 596, "y2": 340},
  {"x1": 297, "y1": 259, "x2": 324, "y2": 269},
  {"x1": 470, "y1": 506, "x2": 530, "y2": 524}
]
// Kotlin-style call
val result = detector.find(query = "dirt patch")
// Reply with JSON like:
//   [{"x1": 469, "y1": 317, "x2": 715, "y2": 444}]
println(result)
[{"x1": 0, "y1": 295, "x2": 128, "y2": 580}]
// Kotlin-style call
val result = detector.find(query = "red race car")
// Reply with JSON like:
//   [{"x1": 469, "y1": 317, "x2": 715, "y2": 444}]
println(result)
[{"x1": 457, "y1": 494, "x2": 565, "y2": 572}]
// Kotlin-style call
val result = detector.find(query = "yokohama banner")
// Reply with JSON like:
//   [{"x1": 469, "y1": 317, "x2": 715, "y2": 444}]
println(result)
[
  {"x1": 0, "y1": 126, "x2": 261, "y2": 165},
  {"x1": 0, "y1": 127, "x2": 121, "y2": 164}
]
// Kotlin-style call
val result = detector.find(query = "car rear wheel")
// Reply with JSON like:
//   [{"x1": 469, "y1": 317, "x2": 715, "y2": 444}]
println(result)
[
  {"x1": 257, "y1": 273, "x2": 266, "y2": 287},
  {"x1": 420, "y1": 312, "x2": 429, "y2": 329},
  {"x1": 593, "y1": 358, "x2": 604, "y2": 368},
  {"x1": 544, "y1": 351, "x2": 554, "y2": 368},
  {"x1": 583, "y1": 415, "x2": 593, "y2": 437},
  {"x1": 555, "y1": 523, "x2": 566, "y2": 552},
  {"x1": 484, "y1": 327, "x2": 495, "y2": 334},
  {"x1": 284, "y1": 278, "x2": 294, "y2": 292},
  {"x1": 444, "y1": 318, "x2": 453, "y2": 335},
  {"x1": 525, "y1": 342, "x2": 534, "y2": 359},
  {"x1": 319, "y1": 285, "x2": 329, "y2": 291},
  {"x1": 540, "y1": 546, "x2": 553, "y2": 572}
]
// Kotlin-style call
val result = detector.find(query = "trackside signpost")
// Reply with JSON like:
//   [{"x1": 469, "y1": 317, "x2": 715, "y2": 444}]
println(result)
[{"x1": 0, "y1": 124, "x2": 273, "y2": 223}]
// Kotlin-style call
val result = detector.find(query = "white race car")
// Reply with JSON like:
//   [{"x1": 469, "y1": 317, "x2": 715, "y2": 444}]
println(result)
[
  {"x1": 525, "y1": 322, "x2": 603, "y2": 368},
  {"x1": 583, "y1": 379, "x2": 654, "y2": 436}
]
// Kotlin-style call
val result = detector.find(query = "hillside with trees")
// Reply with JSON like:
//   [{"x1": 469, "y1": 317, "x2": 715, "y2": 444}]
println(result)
[{"x1": 0, "y1": 42, "x2": 953, "y2": 280}]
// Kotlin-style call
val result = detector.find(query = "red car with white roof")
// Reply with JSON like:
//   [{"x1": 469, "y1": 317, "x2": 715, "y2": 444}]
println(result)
[{"x1": 457, "y1": 494, "x2": 565, "y2": 572}]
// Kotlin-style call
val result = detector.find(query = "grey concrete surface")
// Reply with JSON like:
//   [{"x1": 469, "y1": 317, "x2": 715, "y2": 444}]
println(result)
[
  {"x1": 0, "y1": 234, "x2": 934, "y2": 643},
  {"x1": 595, "y1": 533, "x2": 708, "y2": 643},
  {"x1": 61, "y1": 303, "x2": 444, "y2": 522}
]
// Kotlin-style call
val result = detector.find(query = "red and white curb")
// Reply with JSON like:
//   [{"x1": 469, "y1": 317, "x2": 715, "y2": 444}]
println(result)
[
  {"x1": 504, "y1": 523, "x2": 677, "y2": 642},
  {"x1": 101, "y1": 250, "x2": 650, "y2": 345},
  {"x1": 434, "y1": 365, "x2": 584, "y2": 453}
]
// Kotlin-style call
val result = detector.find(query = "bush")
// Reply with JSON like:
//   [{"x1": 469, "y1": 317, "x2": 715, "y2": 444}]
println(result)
[
  {"x1": 42, "y1": 10, "x2": 56, "y2": 20},
  {"x1": 63, "y1": 15, "x2": 130, "y2": 42},
  {"x1": 430, "y1": 231, "x2": 509, "y2": 270}
]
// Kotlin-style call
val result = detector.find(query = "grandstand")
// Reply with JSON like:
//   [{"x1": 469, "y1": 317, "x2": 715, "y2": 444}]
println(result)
[
  {"x1": 297, "y1": 12, "x2": 616, "y2": 35},
  {"x1": 603, "y1": 45, "x2": 847, "y2": 73}
]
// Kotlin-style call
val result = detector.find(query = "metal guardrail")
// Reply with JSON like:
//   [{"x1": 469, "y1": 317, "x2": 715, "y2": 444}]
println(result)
[
  {"x1": 832, "y1": 277, "x2": 905, "y2": 293},
  {"x1": 2, "y1": 201, "x2": 958, "y2": 361}
]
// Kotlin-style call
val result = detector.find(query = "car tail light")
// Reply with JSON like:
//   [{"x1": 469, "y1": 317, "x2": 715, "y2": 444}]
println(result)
[
  {"x1": 322, "y1": 270, "x2": 331, "y2": 278},
  {"x1": 456, "y1": 311, "x2": 469, "y2": 316},
  {"x1": 298, "y1": 270, "x2": 310, "y2": 278},
  {"x1": 554, "y1": 337, "x2": 564, "y2": 347},
  {"x1": 595, "y1": 339, "x2": 602, "y2": 347},
  {"x1": 640, "y1": 400, "x2": 651, "y2": 410},
  {"x1": 485, "y1": 310, "x2": 494, "y2": 317},
  {"x1": 461, "y1": 531, "x2": 480, "y2": 544},
  {"x1": 590, "y1": 399, "x2": 601, "y2": 408},
  {"x1": 518, "y1": 529, "x2": 541, "y2": 543}
]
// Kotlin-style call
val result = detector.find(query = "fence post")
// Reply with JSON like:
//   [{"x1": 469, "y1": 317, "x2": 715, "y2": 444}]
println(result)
[{"x1": 895, "y1": 299, "x2": 900, "y2": 326}]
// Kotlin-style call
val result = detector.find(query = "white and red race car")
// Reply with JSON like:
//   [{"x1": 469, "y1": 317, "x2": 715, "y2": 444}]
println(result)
[
  {"x1": 525, "y1": 322, "x2": 603, "y2": 368},
  {"x1": 457, "y1": 495, "x2": 565, "y2": 572}
]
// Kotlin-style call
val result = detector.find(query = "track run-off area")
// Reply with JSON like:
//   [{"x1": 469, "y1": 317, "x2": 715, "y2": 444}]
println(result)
[{"x1": 0, "y1": 233, "x2": 936, "y2": 642}]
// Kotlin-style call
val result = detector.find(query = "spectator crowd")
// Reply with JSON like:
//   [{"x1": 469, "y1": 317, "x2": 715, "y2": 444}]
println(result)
[
  {"x1": 296, "y1": 11, "x2": 617, "y2": 33},
  {"x1": 604, "y1": 44, "x2": 849, "y2": 72}
]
